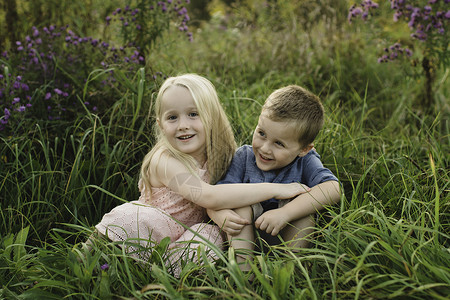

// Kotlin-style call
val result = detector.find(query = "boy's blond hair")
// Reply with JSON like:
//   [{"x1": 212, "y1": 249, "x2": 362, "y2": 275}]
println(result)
[
  {"x1": 140, "y1": 74, "x2": 236, "y2": 191},
  {"x1": 262, "y1": 85, "x2": 324, "y2": 148}
]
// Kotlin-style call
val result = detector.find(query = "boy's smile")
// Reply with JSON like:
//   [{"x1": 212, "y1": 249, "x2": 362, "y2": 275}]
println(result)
[{"x1": 252, "y1": 113, "x2": 310, "y2": 171}]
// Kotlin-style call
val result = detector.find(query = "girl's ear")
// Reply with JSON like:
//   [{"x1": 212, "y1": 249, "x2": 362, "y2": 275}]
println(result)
[
  {"x1": 298, "y1": 143, "x2": 314, "y2": 157},
  {"x1": 156, "y1": 118, "x2": 162, "y2": 128}
]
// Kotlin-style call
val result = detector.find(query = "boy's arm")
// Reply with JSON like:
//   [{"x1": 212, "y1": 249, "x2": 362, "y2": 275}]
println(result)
[{"x1": 255, "y1": 180, "x2": 340, "y2": 236}]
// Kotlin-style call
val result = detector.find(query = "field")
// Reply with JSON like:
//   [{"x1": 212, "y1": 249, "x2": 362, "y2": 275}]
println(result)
[{"x1": 0, "y1": 0, "x2": 449, "y2": 299}]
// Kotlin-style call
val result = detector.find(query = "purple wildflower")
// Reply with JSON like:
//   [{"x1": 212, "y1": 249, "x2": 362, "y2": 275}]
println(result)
[
  {"x1": 101, "y1": 263, "x2": 109, "y2": 270},
  {"x1": 21, "y1": 83, "x2": 29, "y2": 91}
]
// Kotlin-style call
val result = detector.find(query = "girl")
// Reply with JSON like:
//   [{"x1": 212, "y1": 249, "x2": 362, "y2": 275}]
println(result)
[{"x1": 94, "y1": 74, "x2": 308, "y2": 276}]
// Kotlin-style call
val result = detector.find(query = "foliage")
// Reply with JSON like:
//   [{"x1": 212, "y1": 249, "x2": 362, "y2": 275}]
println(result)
[
  {"x1": 0, "y1": 0, "x2": 192, "y2": 135},
  {"x1": 348, "y1": 0, "x2": 450, "y2": 108},
  {"x1": 106, "y1": 0, "x2": 193, "y2": 59},
  {"x1": 0, "y1": 0, "x2": 449, "y2": 299},
  {"x1": 0, "y1": 25, "x2": 145, "y2": 133},
  {"x1": 0, "y1": 67, "x2": 156, "y2": 244}
]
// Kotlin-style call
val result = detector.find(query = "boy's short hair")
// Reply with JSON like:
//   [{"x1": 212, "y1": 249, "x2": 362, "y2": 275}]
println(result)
[{"x1": 262, "y1": 85, "x2": 324, "y2": 148}]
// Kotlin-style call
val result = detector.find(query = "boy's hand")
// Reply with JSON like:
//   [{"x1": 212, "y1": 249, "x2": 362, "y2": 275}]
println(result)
[
  {"x1": 255, "y1": 208, "x2": 289, "y2": 236},
  {"x1": 207, "y1": 209, "x2": 251, "y2": 236},
  {"x1": 275, "y1": 183, "x2": 310, "y2": 199}
]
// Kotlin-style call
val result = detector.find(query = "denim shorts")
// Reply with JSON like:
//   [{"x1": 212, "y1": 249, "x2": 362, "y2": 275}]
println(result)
[{"x1": 251, "y1": 199, "x2": 290, "y2": 220}]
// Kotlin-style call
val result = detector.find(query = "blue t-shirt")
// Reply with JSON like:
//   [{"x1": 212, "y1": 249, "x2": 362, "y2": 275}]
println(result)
[{"x1": 217, "y1": 145, "x2": 338, "y2": 209}]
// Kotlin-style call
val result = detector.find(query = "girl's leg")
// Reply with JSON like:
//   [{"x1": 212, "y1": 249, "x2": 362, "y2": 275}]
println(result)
[
  {"x1": 95, "y1": 203, "x2": 184, "y2": 259},
  {"x1": 229, "y1": 206, "x2": 254, "y2": 272},
  {"x1": 169, "y1": 223, "x2": 224, "y2": 277},
  {"x1": 83, "y1": 230, "x2": 105, "y2": 251},
  {"x1": 281, "y1": 214, "x2": 315, "y2": 249}
]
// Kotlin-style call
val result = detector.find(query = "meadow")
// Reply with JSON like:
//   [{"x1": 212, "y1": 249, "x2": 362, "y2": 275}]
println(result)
[{"x1": 0, "y1": 0, "x2": 449, "y2": 299}]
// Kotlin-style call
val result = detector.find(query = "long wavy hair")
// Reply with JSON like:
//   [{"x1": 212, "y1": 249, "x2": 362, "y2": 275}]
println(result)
[{"x1": 140, "y1": 74, "x2": 236, "y2": 192}]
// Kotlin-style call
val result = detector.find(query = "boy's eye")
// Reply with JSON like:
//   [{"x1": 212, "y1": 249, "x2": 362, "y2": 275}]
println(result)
[
  {"x1": 258, "y1": 130, "x2": 265, "y2": 137},
  {"x1": 167, "y1": 115, "x2": 177, "y2": 120},
  {"x1": 275, "y1": 141, "x2": 285, "y2": 147}
]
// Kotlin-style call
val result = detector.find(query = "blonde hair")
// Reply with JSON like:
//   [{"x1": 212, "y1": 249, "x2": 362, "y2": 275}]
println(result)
[
  {"x1": 140, "y1": 74, "x2": 236, "y2": 190},
  {"x1": 262, "y1": 85, "x2": 324, "y2": 148}
]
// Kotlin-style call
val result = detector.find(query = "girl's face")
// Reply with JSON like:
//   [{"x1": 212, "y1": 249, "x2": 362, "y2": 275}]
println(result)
[{"x1": 158, "y1": 85, "x2": 207, "y2": 164}]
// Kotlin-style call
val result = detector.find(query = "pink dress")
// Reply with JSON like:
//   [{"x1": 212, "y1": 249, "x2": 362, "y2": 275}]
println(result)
[{"x1": 95, "y1": 164, "x2": 224, "y2": 276}]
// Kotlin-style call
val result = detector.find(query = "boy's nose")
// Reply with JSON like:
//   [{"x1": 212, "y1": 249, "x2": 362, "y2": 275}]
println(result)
[{"x1": 260, "y1": 142, "x2": 271, "y2": 154}]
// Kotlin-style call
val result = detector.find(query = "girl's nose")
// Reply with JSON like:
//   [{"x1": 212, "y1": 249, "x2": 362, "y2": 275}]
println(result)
[{"x1": 178, "y1": 116, "x2": 190, "y2": 130}]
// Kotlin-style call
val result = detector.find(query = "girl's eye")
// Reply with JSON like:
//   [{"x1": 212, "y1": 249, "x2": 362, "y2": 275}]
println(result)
[
  {"x1": 189, "y1": 112, "x2": 199, "y2": 117},
  {"x1": 167, "y1": 115, "x2": 177, "y2": 120}
]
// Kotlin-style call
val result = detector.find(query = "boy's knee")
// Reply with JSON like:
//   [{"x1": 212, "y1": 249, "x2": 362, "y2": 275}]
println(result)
[
  {"x1": 234, "y1": 206, "x2": 253, "y2": 219},
  {"x1": 281, "y1": 215, "x2": 315, "y2": 248}
]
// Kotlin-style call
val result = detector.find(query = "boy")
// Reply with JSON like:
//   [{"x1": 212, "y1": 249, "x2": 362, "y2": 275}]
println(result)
[{"x1": 208, "y1": 85, "x2": 340, "y2": 262}]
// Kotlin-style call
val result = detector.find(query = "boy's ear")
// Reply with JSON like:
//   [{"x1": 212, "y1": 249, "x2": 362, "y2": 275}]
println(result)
[
  {"x1": 156, "y1": 118, "x2": 161, "y2": 128},
  {"x1": 298, "y1": 143, "x2": 314, "y2": 157}
]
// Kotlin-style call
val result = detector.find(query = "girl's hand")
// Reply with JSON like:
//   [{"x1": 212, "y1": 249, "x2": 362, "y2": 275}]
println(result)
[
  {"x1": 275, "y1": 183, "x2": 310, "y2": 199},
  {"x1": 207, "y1": 209, "x2": 250, "y2": 236}
]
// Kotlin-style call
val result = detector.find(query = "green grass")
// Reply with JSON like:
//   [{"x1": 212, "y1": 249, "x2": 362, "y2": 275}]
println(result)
[{"x1": 1, "y1": 0, "x2": 449, "y2": 299}]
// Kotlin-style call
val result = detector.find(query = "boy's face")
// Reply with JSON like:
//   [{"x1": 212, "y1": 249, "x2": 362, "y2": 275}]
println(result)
[{"x1": 252, "y1": 113, "x2": 311, "y2": 171}]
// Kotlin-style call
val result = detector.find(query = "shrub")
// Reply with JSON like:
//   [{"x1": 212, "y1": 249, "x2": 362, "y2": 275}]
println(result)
[
  {"x1": 348, "y1": 0, "x2": 450, "y2": 108},
  {"x1": 0, "y1": 0, "x2": 193, "y2": 135}
]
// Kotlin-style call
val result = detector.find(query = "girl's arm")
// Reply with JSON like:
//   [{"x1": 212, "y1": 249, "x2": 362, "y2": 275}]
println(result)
[
  {"x1": 207, "y1": 208, "x2": 250, "y2": 236},
  {"x1": 152, "y1": 152, "x2": 310, "y2": 210}
]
